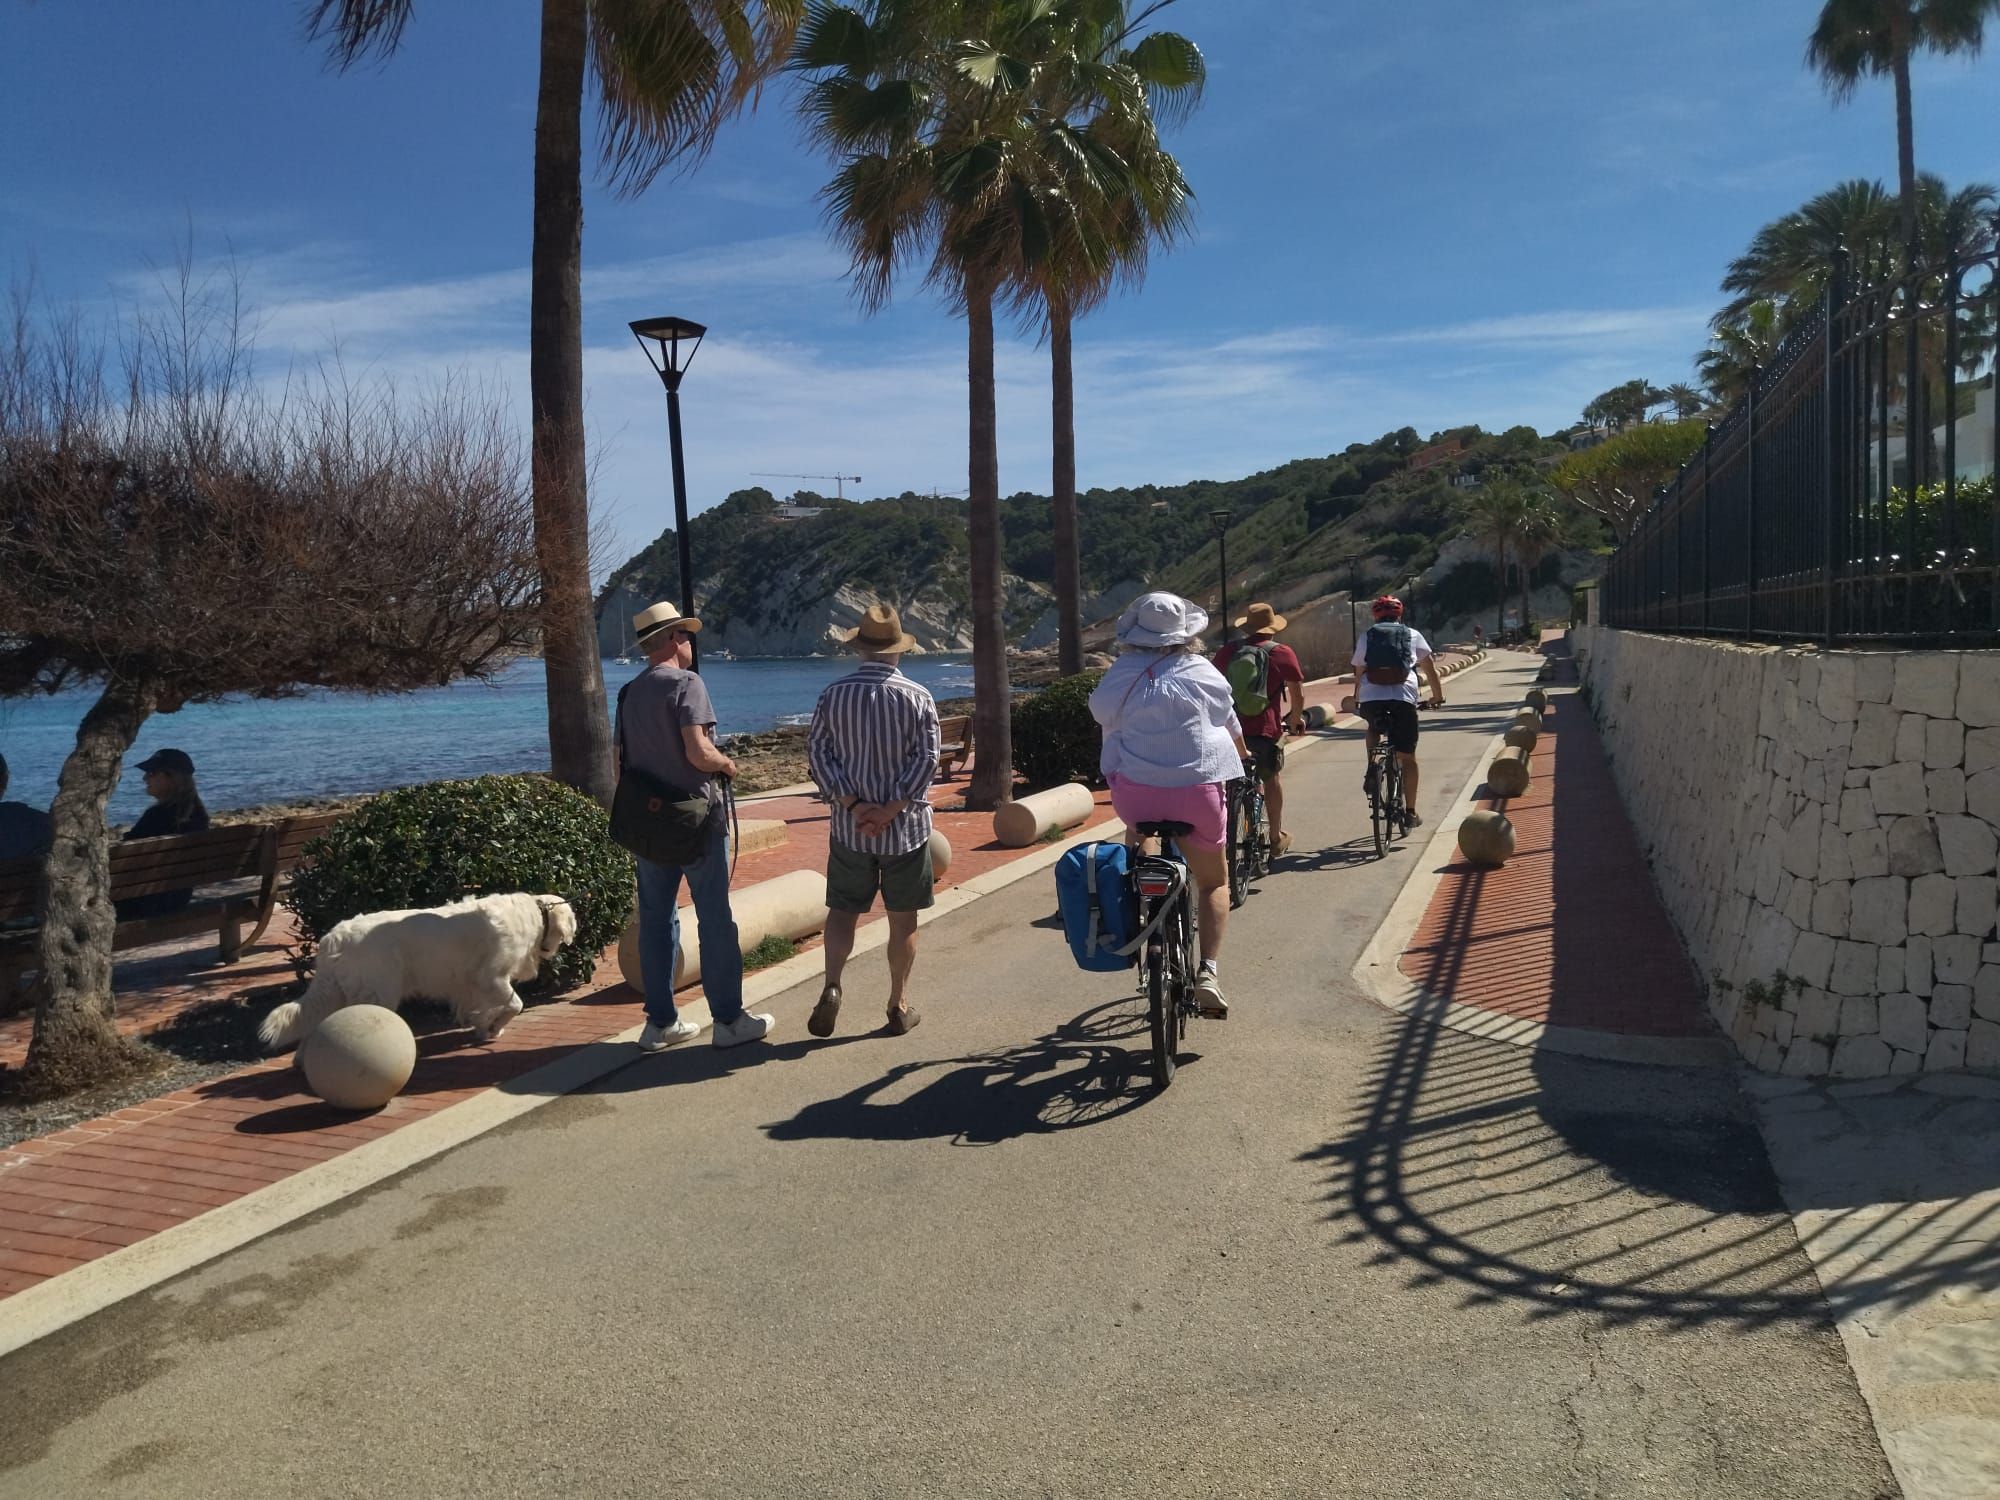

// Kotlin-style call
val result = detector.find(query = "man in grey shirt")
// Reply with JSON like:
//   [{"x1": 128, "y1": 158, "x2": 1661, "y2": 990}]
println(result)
[{"x1": 615, "y1": 603, "x2": 775, "y2": 1053}]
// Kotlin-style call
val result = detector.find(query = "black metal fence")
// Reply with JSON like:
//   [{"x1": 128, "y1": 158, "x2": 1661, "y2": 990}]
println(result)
[{"x1": 1603, "y1": 229, "x2": 2000, "y2": 643}]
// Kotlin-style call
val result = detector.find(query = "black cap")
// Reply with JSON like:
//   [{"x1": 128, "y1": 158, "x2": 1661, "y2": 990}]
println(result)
[{"x1": 136, "y1": 748, "x2": 195, "y2": 775}]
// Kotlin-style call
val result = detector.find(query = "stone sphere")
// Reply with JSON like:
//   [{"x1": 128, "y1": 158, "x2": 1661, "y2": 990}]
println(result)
[
  {"x1": 1458, "y1": 810, "x2": 1517, "y2": 867},
  {"x1": 617, "y1": 916, "x2": 644, "y2": 993},
  {"x1": 929, "y1": 828, "x2": 954, "y2": 877},
  {"x1": 1503, "y1": 723, "x2": 1538, "y2": 751},
  {"x1": 1525, "y1": 687, "x2": 1550, "y2": 713},
  {"x1": 1488, "y1": 751, "x2": 1531, "y2": 799},
  {"x1": 299, "y1": 1005, "x2": 417, "y2": 1111}
]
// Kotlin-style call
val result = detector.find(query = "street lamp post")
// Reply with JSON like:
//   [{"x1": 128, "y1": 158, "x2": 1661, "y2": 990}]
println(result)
[
  {"x1": 1347, "y1": 557, "x2": 1362, "y2": 654},
  {"x1": 630, "y1": 315, "x2": 707, "y2": 669},
  {"x1": 1211, "y1": 509, "x2": 1234, "y2": 646}
]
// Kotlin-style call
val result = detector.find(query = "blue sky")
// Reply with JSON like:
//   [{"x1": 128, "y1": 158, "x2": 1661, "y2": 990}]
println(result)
[{"x1": 3, "y1": 0, "x2": 1996, "y2": 573}]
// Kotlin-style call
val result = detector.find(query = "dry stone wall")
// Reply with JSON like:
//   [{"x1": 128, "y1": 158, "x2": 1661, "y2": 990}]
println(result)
[{"x1": 1574, "y1": 627, "x2": 2000, "y2": 1078}]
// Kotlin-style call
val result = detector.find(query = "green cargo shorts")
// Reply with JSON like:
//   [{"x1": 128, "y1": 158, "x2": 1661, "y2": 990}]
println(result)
[{"x1": 826, "y1": 838, "x2": 936, "y2": 914}]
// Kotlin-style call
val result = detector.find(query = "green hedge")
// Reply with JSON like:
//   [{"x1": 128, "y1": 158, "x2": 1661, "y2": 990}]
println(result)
[
  {"x1": 285, "y1": 774, "x2": 633, "y2": 994},
  {"x1": 1010, "y1": 670, "x2": 1105, "y2": 790}
]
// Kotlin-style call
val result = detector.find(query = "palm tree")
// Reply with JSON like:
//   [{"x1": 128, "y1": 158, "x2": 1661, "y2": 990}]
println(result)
[
  {"x1": 1718, "y1": 177, "x2": 1896, "y2": 331},
  {"x1": 1663, "y1": 383, "x2": 1707, "y2": 420},
  {"x1": 1717, "y1": 174, "x2": 1993, "y2": 329},
  {"x1": 798, "y1": 0, "x2": 1078, "y2": 809},
  {"x1": 1511, "y1": 496, "x2": 1563, "y2": 633},
  {"x1": 1806, "y1": 0, "x2": 2000, "y2": 255},
  {"x1": 1460, "y1": 482, "x2": 1531, "y2": 638},
  {"x1": 306, "y1": 0, "x2": 803, "y2": 805},
  {"x1": 1009, "y1": 3, "x2": 1201, "y2": 676},
  {"x1": 1697, "y1": 298, "x2": 1783, "y2": 406}
]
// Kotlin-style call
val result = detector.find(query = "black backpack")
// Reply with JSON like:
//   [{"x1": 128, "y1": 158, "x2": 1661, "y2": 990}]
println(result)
[{"x1": 1362, "y1": 623, "x2": 1416, "y2": 685}]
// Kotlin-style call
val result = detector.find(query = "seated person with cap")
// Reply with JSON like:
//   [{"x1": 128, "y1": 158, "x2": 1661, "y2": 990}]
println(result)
[
  {"x1": 0, "y1": 753, "x2": 53, "y2": 863},
  {"x1": 117, "y1": 747, "x2": 212, "y2": 920}
]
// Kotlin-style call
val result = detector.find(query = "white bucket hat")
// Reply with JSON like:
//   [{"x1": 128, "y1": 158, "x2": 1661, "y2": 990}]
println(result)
[{"x1": 1115, "y1": 591, "x2": 1209, "y2": 648}]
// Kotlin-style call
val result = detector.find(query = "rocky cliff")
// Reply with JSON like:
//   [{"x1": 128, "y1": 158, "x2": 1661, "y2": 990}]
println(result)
[{"x1": 596, "y1": 424, "x2": 1607, "y2": 659}]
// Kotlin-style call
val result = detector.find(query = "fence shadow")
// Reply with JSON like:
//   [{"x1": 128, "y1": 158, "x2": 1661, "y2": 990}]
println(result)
[{"x1": 1302, "y1": 982, "x2": 2000, "y2": 1330}]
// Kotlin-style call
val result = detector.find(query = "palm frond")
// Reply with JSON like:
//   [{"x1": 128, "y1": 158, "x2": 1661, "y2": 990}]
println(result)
[
  {"x1": 304, "y1": 0, "x2": 417, "y2": 68},
  {"x1": 589, "y1": 0, "x2": 804, "y2": 195}
]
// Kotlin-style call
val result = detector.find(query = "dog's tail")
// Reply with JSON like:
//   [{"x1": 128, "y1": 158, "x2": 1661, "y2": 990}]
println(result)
[{"x1": 258, "y1": 968, "x2": 341, "y2": 1054}]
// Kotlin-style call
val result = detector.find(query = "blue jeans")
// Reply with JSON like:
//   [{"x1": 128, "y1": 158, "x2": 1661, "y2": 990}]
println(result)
[{"x1": 635, "y1": 826, "x2": 742, "y2": 1028}]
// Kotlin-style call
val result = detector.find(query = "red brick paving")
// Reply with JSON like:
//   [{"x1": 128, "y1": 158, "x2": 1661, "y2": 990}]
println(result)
[
  {"x1": 0, "y1": 651, "x2": 1486, "y2": 1308},
  {"x1": 1399, "y1": 637, "x2": 1711, "y2": 1040}
]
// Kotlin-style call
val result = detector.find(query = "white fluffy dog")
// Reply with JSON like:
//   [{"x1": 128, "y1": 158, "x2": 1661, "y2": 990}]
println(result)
[{"x1": 259, "y1": 892, "x2": 579, "y2": 1054}]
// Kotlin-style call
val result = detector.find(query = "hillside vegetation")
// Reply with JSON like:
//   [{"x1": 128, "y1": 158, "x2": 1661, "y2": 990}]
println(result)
[{"x1": 598, "y1": 422, "x2": 1604, "y2": 651}]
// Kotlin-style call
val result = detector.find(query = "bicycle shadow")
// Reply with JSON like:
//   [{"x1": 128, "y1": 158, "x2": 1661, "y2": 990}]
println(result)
[
  {"x1": 1281, "y1": 835, "x2": 1390, "y2": 872},
  {"x1": 761, "y1": 999, "x2": 1187, "y2": 1146}
]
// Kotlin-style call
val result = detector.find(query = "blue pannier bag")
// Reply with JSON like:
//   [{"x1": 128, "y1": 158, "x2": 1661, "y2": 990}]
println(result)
[{"x1": 1055, "y1": 840, "x2": 1140, "y2": 972}]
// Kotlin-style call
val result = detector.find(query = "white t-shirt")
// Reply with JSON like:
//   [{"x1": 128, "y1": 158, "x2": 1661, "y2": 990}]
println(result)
[{"x1": 1352, "y1": 626, "x2": 1435, "y2": 706}]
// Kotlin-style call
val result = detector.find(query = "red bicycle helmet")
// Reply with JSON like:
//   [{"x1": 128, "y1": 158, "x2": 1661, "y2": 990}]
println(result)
[{"x1": 1371, "y1": 595, "x2": 1405, "y2": 620}]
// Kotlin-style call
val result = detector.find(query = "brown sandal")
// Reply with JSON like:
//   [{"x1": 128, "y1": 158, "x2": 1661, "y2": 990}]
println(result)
[
  {"x1": 807, "y1": 984, "x2": 842, "y2": 1038},
  {"x1": 885, "y1": 1005, "x2": 921, "y2": 1036}
]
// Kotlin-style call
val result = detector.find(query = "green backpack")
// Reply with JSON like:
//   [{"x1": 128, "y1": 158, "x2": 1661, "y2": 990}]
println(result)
[{"x1": 1224, "y1": 642, "x2": 1274, "y2": 717}]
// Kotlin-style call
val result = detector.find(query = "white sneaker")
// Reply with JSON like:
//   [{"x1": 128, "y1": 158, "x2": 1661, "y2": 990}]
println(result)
[
  {"x1": 638, "y1": 1019, "x2": 699, "y2": 1051},
  {"x1": 1192, "y1": 969, "x2": 1229, "y2": 1020},
  {"x1": 712, "y1": 1011, "x2": 775, "y2": 1049}
]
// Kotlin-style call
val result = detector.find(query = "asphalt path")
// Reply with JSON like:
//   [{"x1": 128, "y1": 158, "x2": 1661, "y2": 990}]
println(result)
[{"x1": 0, "y1": 655, "x2": 1899, "y2": 1499}]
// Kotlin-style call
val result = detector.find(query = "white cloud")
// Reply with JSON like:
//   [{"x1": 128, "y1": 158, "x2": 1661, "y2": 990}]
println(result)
[{"x1": 214, "y1": 240, "x2": 1714, "y2": 574}]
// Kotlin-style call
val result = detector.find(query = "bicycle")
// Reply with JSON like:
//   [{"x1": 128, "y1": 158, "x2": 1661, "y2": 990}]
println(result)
[
  {"x1": 1130, "y1": 819, "x2": 1199, "y2": 1088},
  {"x1": 1362, "y1": 713, "x2": 1411, "y2": 858},
  {"x1": 1225, "y1": 759, "x2": 1269, "y2": 909}
]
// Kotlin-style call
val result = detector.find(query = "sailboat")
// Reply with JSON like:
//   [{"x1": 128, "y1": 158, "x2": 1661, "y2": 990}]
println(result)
[{"x1": 613, "y1": 611, "x2": 635, "y2": 666}]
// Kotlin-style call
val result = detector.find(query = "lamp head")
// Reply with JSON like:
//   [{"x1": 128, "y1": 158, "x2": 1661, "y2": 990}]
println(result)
[{"x1": 629, "y1": 316, "x2": 707, "y2": 382}]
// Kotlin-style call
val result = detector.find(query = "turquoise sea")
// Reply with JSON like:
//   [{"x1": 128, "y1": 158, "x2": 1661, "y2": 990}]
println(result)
[{"x1": 0, "y1": 656, "x2": 981, "y2": 827}]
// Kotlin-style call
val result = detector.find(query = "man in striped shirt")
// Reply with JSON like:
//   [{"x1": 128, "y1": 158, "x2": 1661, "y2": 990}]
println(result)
[{"x1": 805, "y1": 603, "x2": 941, "y2": 1038}]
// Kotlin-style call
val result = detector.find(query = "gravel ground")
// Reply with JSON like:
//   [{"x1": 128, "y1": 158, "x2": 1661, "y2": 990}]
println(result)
[{"x1": 0, "y1": 990, "x2": 477, "y2": 1149}]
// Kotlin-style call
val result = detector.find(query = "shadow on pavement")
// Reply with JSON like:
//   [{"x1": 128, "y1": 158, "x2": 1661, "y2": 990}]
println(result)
[
  {"x1": 757, "y1": 999, "x2": 1172, "y2": 1146},
  {"x1": 1304, "y1": 985, "x2": 2000, "y2": 1329}
]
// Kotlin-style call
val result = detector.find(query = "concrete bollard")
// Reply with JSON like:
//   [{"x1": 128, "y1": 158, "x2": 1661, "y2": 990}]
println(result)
[
  {"x1": 1457, "y1": 809, "x2": 1517, "y2": 867},
  {"x1": 1524, "y1": 687, "x2": 1549, "y2": 713},
  {"x1": 1487, "y1": 747, "x2": 1531, "y2": 798},
  {"x1": 929, "y1": 828, "x2": 953, "y2": 878},
  {"x1": 1503, "y1": 721, "x2": 1538, "y2": 752},
  {"x1": 993, "y1": 782, "x2": 1094, "y2": 848},
  {"x1": 299, "y1": 1005, "x2": 416, "y2": 1111},
  {"x1": 617, "y1": 868, "x2": 829, "y2": 995},
  {"x1": 1304, "y1": 703, "x2": 1336, "y2": 730}
]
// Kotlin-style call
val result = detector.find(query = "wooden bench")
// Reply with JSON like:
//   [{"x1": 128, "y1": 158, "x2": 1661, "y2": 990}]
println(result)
[
  {"x1": 0, "y1": 811, "x2": 344, "y2": 1004},
  {"x1": 938, "y1": 714, "x2": 974, "y2": 780}
]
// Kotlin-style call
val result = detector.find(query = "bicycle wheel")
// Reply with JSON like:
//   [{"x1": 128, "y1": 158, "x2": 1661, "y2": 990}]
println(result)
[
  {"x1": 1370, "y1": 755, "x2": 1390, "y2": 858},
  {"x1": 1226, "y1": 783, "x2": 1251, "y2": 908},
  {"x1": 1147, "y1": 914, "x2": 1177, "y2": 1088},
  {"x1": 1250, "y1": 787, "x2": 1271, "y2": 875}
]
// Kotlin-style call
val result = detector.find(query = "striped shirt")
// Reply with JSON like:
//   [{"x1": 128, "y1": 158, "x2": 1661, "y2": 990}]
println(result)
[{"x1": 807, "y1": 662, "x2": 941, "y2": 856}]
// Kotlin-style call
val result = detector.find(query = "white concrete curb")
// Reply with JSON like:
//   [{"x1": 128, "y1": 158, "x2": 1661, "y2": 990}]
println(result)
[{"x1": 1348, "y1": 673, "x2": 1732, "y2": 1071}]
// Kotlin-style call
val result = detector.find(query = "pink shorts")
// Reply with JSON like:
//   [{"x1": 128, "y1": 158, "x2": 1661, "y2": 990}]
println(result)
[{"x1": 1108, "y1": 775, "x2": 1227, "y2": 852}]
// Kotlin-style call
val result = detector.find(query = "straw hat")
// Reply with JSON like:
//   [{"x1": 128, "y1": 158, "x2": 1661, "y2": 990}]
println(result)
[
  {"x1": 633, "y1": 601, "x2": 703, "y2": 648},
  {"x1": 1234, "y1": 602, "x2": 1288, "y2": 635},
  {"x1": 838, "y1": 602, "x2": 919, "y2": 654},
  {"x1": 1115, "y1": 591, "x2": 1209, "y2": 647}
]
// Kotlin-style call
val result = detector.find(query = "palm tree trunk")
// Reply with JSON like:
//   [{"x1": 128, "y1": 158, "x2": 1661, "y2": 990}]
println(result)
[
  {"x1": 1494, "y1": 537, "x2": 1508, "y2": 639},
  {"x1": 1891, "y1": 12, "x2": 1918, "y2": 261},
  {"x1": 1050, "y1": 298, "x2": 1083, "y2": 677},
  {"x1": 23, "y1": 677, "x2": 161, "y2": 1094},
  {"x1": 531, "y1": 0, "x2": 615, "y2": 806},
  {"x1": 966, "y1": 274, "x2": 1013, "y2": 811}
]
